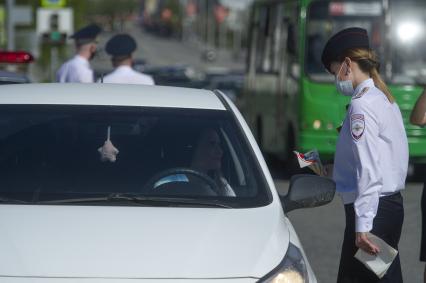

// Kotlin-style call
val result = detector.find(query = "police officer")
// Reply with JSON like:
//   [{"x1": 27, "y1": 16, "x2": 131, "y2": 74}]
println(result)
[
  {"x1": 322, "y1": 27, "x2": 408, "y2": 282},
  {"x1": 56, "y1": 24, "x2": 102, "y2": 83},
  {"x1": 100, "y1": 34, "x2": 154, "y2": 85}
]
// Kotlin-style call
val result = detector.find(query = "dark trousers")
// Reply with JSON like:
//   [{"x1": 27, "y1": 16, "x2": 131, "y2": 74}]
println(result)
[{"x1": 337, "y1": 192, "x2": 404, "y2": 283}]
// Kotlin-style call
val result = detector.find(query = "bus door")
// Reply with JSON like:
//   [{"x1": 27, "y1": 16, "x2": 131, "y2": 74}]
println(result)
[
  {"x1": 276, "y1": 1, "x2": 300, "y2": 159},
  {"x1": 245, "y1": 1, "x2": 300, "y2": 158},
  {"x1": 246, "y1": 2, "x2": 282, "y2": 151}
]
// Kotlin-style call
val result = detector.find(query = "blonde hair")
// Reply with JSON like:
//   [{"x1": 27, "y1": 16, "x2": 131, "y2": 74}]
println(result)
[{"x1": 340, "y1": 48, "x2": 394, "y2": 103}]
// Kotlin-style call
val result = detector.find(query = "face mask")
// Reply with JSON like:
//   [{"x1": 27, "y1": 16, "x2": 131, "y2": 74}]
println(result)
[{"x1": 335, "y1": 62, "x2": 354, "y2": 96}]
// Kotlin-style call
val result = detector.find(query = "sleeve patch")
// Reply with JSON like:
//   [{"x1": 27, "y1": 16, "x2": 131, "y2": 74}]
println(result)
[{"x1": 351, "y1": 114, "x2": 365, "y2": 141}]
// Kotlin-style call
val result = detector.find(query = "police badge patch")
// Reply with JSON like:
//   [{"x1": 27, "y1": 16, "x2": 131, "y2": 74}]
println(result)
[{"x1": 351, "y1": 114, "x2": 365, "y2": 141}]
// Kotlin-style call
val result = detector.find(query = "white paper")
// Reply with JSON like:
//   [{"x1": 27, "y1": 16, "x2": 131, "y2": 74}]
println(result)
[{"x1": 354, "y1": 233, "x2": 398, "y2": 278}]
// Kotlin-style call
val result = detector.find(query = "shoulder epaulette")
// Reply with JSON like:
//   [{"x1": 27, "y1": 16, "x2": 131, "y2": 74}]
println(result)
[{"x1": 352, "y1": 87, "x2": 370, "y2": 100}]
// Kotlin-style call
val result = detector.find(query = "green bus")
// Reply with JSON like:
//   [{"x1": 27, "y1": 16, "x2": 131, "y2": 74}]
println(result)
[{"x1": 243, "y1": 0, "x2": 426, "y2": 165}]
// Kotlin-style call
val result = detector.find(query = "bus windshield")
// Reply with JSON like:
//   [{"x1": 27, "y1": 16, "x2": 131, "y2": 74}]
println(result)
[
  {"x1": 306, "y1": 0, "x2": 426, "y2": 85},
  {"x1": 389, "y1": 0, "x2": 426, "y2": 84},
  {"x1": 306, "y1": 1, "x2": 384, "y2": 82}
]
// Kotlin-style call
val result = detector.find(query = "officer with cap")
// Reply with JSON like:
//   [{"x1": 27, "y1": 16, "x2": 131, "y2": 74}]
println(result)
[
  {"x1": 56, "y1": 24, "x2": 101, "y2": 83},
  {"x1": 322, "y1": 27, "x2": 408, "y2": 282},
  {"x1": 100, "y1": 34, "x2": 154, "y2": 85}
]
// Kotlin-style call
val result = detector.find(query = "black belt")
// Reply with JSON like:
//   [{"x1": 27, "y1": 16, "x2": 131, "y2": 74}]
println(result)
[
  {"x1": 381, "y1": 191, "x2": 402, "y2": 200},
  {"x1": 344, "y1": 191, "x2": 402, "y2": 208}
]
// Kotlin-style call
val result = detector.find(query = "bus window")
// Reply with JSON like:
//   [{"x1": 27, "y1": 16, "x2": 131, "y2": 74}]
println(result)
[
  {"x1": 284, "y1": 2, "x2": 299, "y2": 72},
  {"x1": 255, "y1": 4, "x2": 281, "y2": 73},
  {"x1": 253, "y1": 3, "x2": 298, "y2": 74},
  {"x1": 389, "y1": 0, "x2": 426, "y2": 85},
  {"x1": 305, "y1": 1, "x2": 384, "y2": 82}
]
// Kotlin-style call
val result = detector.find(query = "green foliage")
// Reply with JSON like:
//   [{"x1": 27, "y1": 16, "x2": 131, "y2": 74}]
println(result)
[
  {"x1": 67, "y1": 0, "x2": 88, "y2": 30},
  {"x1": 165, "y1": 0, "x2": 182, "y2": 26},
  {"x1": 86, "y1": 0, "x2": 139, "y2": 30}
]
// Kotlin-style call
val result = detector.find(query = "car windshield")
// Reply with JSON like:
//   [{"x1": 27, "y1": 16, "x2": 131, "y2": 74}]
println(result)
[
  {"x1": 306, "y1": 1, "x2": 385, "y2": 82},
  {"x1": 0, "y1": 105, "x2": 270, "y2": 208}
]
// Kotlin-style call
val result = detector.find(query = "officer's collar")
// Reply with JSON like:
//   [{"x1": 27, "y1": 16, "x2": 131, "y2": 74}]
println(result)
[
  {"x1": 75, "y1": 55, "x2": 90, "y2": 66},
  {"x1": 115, "y1": 65, "x2": 133, "y2": 71},
  {"x1": 353, "y1": 78, "x2": 374, "y2": 96}
]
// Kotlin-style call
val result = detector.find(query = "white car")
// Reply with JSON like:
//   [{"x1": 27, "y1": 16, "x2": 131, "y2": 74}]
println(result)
[{"x1": 0, "y1": 83, "x2": 335, "y2": 282}]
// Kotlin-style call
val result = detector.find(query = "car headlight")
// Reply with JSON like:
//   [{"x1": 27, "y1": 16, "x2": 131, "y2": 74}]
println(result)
[{"x1": 258, "y1": 243, "x2": 309, "y2": 283}]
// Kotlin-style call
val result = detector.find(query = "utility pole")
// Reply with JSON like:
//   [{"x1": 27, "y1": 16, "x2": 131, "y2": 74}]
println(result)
[{"x1": 6, "y1": 0, "x2": 15, "y2": 50}]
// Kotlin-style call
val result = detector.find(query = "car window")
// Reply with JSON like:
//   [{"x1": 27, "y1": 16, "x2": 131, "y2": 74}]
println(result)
[{"x1": 0, "y1": 105, "x2": 270, "y2": 208}]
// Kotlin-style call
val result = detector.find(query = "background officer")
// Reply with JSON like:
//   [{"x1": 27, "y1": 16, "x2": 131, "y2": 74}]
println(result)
[
  {"x1": 322, "y1": 27, "x2": 408, "y2": 283},
  {"x1": 100, "y1": 34, "x2": 154, "y2": 85},
  {"x1": 56, "y1": 24, "x2": 102, "y2": 83}
]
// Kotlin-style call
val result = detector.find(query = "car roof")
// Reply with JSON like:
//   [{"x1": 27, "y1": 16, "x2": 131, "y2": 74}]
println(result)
[{"x1": 0, "y1": 83, "x2": 226, "y2": 110}]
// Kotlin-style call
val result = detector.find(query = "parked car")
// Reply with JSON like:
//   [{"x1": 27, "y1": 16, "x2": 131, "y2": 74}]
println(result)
[
  {"x1": 0, "y1": 83, "x2": 335, "y2": 282},
  {"x1": 0, "y1": 70, "x2": 30, "y2": 84},
  {"x1": 205, "y1": 74, "x2": 245, "y2": 102},
  {"x1": 0, "y1": 51, "x2": 33, "y2": 84},
  {"x1": 132, "y1": 58, "x2": 148, "y2": 73},
  {"x1": 143, "y1": 65, "x2": 205, "y2": 88}
]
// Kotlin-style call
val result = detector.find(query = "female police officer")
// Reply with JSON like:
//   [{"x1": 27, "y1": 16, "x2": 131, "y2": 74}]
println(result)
[{"x1": 321, "y1": 27, "x2": 409, "y2": 282}]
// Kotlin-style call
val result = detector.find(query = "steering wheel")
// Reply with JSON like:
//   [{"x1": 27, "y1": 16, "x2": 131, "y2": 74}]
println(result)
[{"x1": 142, "y1": 167, "x2": 220, "y2": 195}]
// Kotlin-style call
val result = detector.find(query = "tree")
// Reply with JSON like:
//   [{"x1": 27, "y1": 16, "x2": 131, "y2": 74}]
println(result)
[{"x1": 86, "y1": 0, "x2": 139, "y2": 31}]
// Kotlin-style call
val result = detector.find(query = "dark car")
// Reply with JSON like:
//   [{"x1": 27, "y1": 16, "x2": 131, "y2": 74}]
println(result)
[
  {"x1": 143, "y1": 65, "x2": 205, "y2": 88},
  {"x1": 0, "y1": 70, "x2": 31, "y2": 85}
]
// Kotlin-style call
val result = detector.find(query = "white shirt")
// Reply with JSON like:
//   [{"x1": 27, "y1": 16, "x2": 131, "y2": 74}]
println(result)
[
  {"x1": 56, "y1": 55, "x2": 94, "y2": 83},
  {"x1": 99, "y1": 65, "x2": 155, "y2": 85},
  {"x1": 333, "y1": 78, "x2": 408, "y2": 232}
]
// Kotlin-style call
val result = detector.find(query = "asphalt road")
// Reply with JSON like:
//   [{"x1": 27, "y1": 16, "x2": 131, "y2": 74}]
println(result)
[
  {"x1": 274, "y1": 179, "x2": 423, "y2": 283},
  {"x1": 91, "y1": 25, "x2": 245, "y2": 76}
]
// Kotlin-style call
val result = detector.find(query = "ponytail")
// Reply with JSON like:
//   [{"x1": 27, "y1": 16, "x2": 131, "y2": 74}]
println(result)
[
  {"x1": 370, "y1": 67, "x2": 394, "y2": 103},
  {"x1": 341, "y1": 48, "x2": 395, "y2": 103}
]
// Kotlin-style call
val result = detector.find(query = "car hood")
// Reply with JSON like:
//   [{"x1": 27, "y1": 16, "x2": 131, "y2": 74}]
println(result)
[{"x1": 0, "y1": 203, "x2": 288, "y2": 280}]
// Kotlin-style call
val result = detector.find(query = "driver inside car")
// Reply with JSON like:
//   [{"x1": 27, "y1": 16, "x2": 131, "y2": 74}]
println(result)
[{"x1": 152, "y1": 128, "x2": 236, "y2": 197}]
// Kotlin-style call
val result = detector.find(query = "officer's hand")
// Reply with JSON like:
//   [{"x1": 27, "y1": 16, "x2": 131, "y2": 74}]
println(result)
[{"x1": 355, "y1": 232, "x2": 380, "y2": 255}]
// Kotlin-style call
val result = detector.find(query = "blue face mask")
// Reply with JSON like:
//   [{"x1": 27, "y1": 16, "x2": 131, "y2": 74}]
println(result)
[{"x1": 335, "y1": 62, "x2": 354, "y2": 96}]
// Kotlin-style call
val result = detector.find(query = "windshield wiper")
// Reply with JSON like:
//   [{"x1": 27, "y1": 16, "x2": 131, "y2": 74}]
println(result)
[{"x1": 38, "y1": 193, "x2": 233, "y2": 208}]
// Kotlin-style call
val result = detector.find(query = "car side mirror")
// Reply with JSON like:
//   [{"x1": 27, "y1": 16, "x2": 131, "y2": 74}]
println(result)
[{"x1": 281, "y1": 174, "x2": 336, "y2": 213}]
